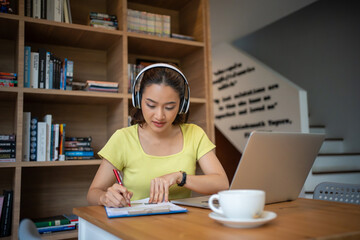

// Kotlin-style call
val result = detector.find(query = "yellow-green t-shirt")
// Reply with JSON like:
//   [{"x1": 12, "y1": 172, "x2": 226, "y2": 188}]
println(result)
[{"x1": 98, "y1": 123, "x2": 215, "y2": 200}]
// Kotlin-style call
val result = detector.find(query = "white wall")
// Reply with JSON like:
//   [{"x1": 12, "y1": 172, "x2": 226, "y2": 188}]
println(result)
[
  {"x1": 212, "y1": 43, "x2": 308, "y2": 152},
  {"x1": 232, "y1": 0, "x2": 360, "y2": 152}
]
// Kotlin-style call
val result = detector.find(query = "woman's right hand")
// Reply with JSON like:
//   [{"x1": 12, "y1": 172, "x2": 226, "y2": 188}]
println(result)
[{"x1": 100, "y1": 183, "x2": 133, "y2": 207}]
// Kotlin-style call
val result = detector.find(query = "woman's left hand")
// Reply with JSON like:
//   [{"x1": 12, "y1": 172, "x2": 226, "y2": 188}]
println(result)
[{"x1": 149, "y1": 172, "x2": 182, "y2": 203}]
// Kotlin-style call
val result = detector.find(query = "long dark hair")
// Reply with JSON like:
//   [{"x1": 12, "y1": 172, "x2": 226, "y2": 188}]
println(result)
[{"x1": 130, "y1": 67, "x2": 189, "y2": 126}]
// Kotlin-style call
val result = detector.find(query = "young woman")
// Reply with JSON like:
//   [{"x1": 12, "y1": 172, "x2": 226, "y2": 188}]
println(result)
[{"x1": 87, "y1": 63, "x2": 229, "y2": 207}]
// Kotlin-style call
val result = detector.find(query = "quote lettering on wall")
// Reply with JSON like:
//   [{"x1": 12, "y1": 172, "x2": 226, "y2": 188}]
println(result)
[
  {"x1": 213, "y1": 62, "x2": 293, "y2": 138},
  {"x1": 212, "y1": 43, "x2": 305, "y2": 152}
]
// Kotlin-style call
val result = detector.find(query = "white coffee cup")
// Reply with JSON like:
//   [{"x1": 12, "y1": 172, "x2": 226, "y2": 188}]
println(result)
[{"x1": 209, "y1": 189, "x2": 265, "y2": 219}]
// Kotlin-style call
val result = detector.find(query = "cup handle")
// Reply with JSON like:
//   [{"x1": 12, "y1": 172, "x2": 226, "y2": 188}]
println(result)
[{"x1": 208, "y1": 194, "x2": 223, "y2": 215}]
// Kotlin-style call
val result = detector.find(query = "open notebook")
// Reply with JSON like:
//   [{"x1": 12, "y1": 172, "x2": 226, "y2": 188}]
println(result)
[{"x1": 105, "y1": 198, "x2": 187, "y2": 218}]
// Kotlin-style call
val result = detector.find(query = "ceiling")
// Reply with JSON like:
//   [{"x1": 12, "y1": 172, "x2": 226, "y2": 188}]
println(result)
[{"x1": 209, "y1": 0, "x2": 318, "y2": 47}]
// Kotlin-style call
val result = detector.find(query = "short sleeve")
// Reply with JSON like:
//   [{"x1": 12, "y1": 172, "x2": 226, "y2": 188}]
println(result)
[{"x1": 98, "y1": 130, "x2": 125, "y2": 170}]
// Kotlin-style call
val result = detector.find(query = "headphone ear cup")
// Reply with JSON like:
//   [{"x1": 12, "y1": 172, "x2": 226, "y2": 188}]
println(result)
[
  {"x1": 136, "y1": 92, "x2": 142, "y2": 109},
  {"x1": 179, "y1": 98, "x2": 188, "y2": 114}
]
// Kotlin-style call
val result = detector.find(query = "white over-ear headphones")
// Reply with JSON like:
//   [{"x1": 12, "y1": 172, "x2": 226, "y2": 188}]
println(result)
[{"x1": 131, "y1": 63, "x2": 190, "y2": 114}]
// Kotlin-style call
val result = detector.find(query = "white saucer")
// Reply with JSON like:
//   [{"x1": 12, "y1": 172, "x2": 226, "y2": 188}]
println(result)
[{"x1": 209, "y1": 211, "x2": 277, "y2": 228}]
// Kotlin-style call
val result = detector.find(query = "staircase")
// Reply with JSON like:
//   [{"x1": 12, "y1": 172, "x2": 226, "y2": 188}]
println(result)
[{"x1": 303, "y1": 125, "x2": 360, "y2": 198}]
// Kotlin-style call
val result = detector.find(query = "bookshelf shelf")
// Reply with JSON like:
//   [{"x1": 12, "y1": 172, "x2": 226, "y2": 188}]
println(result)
[
  {"x1": 24, "y1": 20, "x2": 123, "y2": 50},
  {"x1": 1, "y1": 0, "x2": 213, "y2": 239},
  {"x1": 20, "y1": 160, "x2": 101, "y2": 167}
]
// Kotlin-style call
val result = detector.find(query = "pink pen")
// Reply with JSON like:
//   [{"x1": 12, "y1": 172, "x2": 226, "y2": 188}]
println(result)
[{"x1": 113, "y1": 169, "x2": 131, "y2": 207}]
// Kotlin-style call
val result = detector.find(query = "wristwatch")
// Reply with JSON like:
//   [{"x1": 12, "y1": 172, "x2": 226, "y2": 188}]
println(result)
[{"x1": 177, "y1": 171, "x2": 187, "y2": 187}]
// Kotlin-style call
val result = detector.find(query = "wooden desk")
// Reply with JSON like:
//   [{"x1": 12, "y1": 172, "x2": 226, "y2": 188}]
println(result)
[{"x1": 73, "y1": 198, "x2": 360, "y2": 240}]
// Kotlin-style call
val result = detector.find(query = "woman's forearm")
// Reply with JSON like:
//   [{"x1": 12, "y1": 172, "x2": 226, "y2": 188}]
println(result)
[{"x1": 184, "y1": 173, "x2": 229, "y2": 195}]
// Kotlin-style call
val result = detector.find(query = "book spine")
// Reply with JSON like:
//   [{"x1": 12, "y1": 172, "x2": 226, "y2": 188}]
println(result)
[
  {"x1": 25, "y1": 0, "x2": 31, "y2": 17},
  {"x1": 0, "y1": 190, "x2": 13, "y2": 237},
  {"x1": 37, "y1": 223, "x2": 76, "y2": 234},
  {"x1": 66, "y1": 0, "x2": 72, "y2": 23},
  {"x1": 0, "y1": 134, "x2": 15, "y2": 141},
  {"x1": 53, "y1": 124, "x2": 59, "y2": 161},
  {"x1": 37, "y1": 122, "x2": 47, "y2": 161},
  {"x1": 24, "y1": 46, "x2": 31, "y2": 88},
  {"x1": 22, "y1": 112, "x2": 31, "y2": 161},
  {"x1": 45, "y1": 51, "x2": 50, "y2": 89},
  {"x1": 43, "y1": 114, "x2": 52, "y2": 161},
  {"x1": 54, "y1": 0, "x2": 62, "y2": 22},
  {"x1": 59, "y1": 124, "x2": 66, "y2": 161},
  {"x1": 162, "y1": 15, "x2": 171, "y2": 37},
  {"x1": 65, "y1": 151, "x2": 94, "y2": 157},
  {"x1": 49, "y1": 54, "x2": 54, "y2": 89},
  {"x1": 33, "y1": 0, "x2": 41, "y2": 19},
  {"x1": 35, "y1": 219, "x2": 70, "y2": 228},
  {"x1": 46, "y1": 0, "x2": 54, "y2": 21},
  {"x1": 38, "y1": 48, "x2": 47, "y2": 89},
  {"x1": 64, "y1": 141, "x2": 91, "y2": 147},
  {"x1": 65, "y1": 136, "x2": 92, "y2": 142},
  {"x1": 30, "y1": 52, "x2": 39, "y2": 88},
  {"x1": 41, "y1": 0, "x2": 47, "y2": 19},
  {"x1": 30, "y1": 117, "x2": 38, "y2": 161}
]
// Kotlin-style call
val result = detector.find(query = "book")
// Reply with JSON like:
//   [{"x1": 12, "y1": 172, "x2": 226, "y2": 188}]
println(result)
[
  {"x1": 0, "y1": 190, "x2": 13, "y2": 237},
  {"x1": 22, "y1": 112, "x2": 31, "y2": 161},
  {"x1": 85, "y1": 80, "x2": 119, "y2": 89},
  {"x1": 0, "y1": 79, "x2": 17, "y2": 87},
  {"x1": 37, "y1": 222, "x2": 76, "y2": 234},
  {"x1": 63, "y1": 213, "x2": 78, "y2": 224},
  {"x1": 0, "y1": 134, "x2": 15, "y2": 142},
  {"x1": 30, "y1": 117, "x2": 38, "y2": 161},
  {"x1": 45, "y1": 51, "x2": 50, "y2": 89},
  {"x1": 171, "y1": 33, "x2": 195, "y2": 41},
  {"x1": 105, "y1": 198, "x2": 187, "y2": 218},
  {"x1": 37, "y1": 122, "x2": 47, "y2": 161},
  {"x1": 32, "y1": 0, "x2": 41, "y2": 19},
  {"x1": 65, "y1": 156, "x2": 94, "y2": 160},
  {"x1": 30, "y1": 52, "x2": 39, "y2": 88},
  {"x1": 65, "y1": 151, "x2": 94, "y2": 157},
  {"x1": 0, "y1": 195, "x2": 3, "y2": 219},
  {"x1": 38, "y1": 48, "x2": 47, "y2": 88},
  {"x1": 54, "y1": 0, "x2": 63, "y2": 22},
  {"x1": 33, "y1": 215, "x2": 70, "y2": 228},
  {"x1": 24, "y1": 46, "x2": 31, "y2": 88},
  {"x1": 59, "y1": 123, "x2": 66, "y2": 160},
  {"x1": 43, "y1": 114, "x2": 52, "y2": 161},
  {"x1": 53, "y1": 124, "x2": 59, "y2": 161},
  {"x1": 65, "y1": 136, "x2": 92, "y2": 142}
]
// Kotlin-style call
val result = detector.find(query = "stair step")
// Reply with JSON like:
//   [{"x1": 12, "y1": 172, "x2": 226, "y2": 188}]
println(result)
[
  {"x1": 310, "y1": 125, "x2": 326, "y2": 134},
  {"x1": 319, "y1": 138, "x2": 344, "y2": 154},
  {"x1": 312, "y1": 153, "x2": 360, "y2": 173}
]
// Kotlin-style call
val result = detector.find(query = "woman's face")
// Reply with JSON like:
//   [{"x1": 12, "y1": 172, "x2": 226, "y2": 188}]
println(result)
[{"x1": 141, "y1": 83, "x2": 180, "y2": 133}]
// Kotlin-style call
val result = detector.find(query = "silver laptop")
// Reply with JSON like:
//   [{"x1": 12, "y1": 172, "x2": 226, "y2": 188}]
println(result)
[{"x1": 171, "y1": 131, "x2": 325, "y2": 208}]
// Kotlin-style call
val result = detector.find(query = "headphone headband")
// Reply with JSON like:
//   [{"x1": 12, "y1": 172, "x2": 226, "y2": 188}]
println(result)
[{"x1": 131, "y1": 63, "x2": 190, "y2": 114}]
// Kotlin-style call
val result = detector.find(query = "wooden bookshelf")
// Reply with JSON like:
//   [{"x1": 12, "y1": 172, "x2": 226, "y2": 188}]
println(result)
[{"x1": 0, "y1": 0, "x2": 214, "y2": 239}]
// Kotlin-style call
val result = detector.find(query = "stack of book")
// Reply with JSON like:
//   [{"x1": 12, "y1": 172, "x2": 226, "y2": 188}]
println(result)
[
  {"x1": 0, "y1": 72, "x2": 17, "y2": 87},
  {"x1": 23, "y1": 112, "x2": 67, "y2": 162},
  {"x1": 25, "y1": 0, "x2": 72, "y2": 23},
  {"x1": 65, "y1": 137, "x2": 94, "y2": 160},
  {"x1": 171, "y1": 33, "x2": 195, "y2": 41},
  {"x1": 0, "y1": 0, "x2": 15, "y2": 14},
  {"x1": 0, "y1": 190, "x2": 13, "y2": 237},
  {"x1": 24, "y1": 46, "x2": 73, "y2": 90},
  {"x1": 33, "y1": 213, "x2": 78, "y2": 234},
  {"x1": 85, "y1": 80, "x2": 119, "y2": 93},
  {"x1": 88, "y1": 12, "x2": 118, "y2": 30},
  {"x1": 0, "y1": 134, "x2": 16, "y2": 163},
  {"x1": 127, "y1": 9, "x2": 170, "y2": 37},
  {"x1": 127, "y1": 63, "x2": 145, "y2": 93}
]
